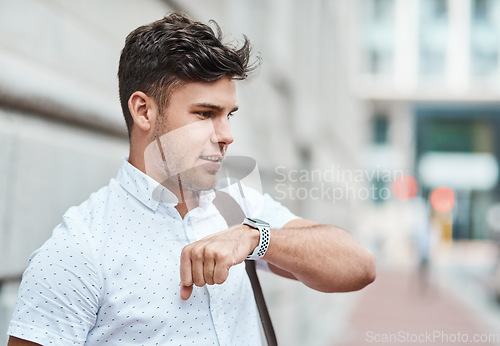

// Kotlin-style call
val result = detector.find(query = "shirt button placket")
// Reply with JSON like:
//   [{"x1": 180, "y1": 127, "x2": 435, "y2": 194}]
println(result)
[
  {"x1": 183, "y1": 216, "x2": 196, "y2": 243},
  {"x1": 207, "y1": 285, "x2": 228, "y2": 345}
]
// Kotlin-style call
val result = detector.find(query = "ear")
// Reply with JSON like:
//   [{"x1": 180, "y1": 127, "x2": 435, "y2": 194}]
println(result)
[{"x1": 128, "y1": 91, "x2": 157, "y2": 132}]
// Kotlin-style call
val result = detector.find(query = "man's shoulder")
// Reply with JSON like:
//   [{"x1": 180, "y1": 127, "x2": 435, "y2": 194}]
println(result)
[
  {"x1": 34, "y1": 178, "x2": 126, "y2": 259},
  {"x1": 59, "y1": 178, "x2": 123, "y2": 232}
]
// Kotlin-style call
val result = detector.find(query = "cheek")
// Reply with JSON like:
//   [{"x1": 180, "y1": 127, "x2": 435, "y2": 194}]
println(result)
[
  {"x1": 178, "y1": 122, "x2": 215, "y2": 151},
  {"x1": 187, "y1": 120, "x2": 215, "y2": 138},
  {"x1": 164, "y1": 126, "x2": 209, "y2": 146},
  {"x1": 154, "y1": 120, "x2": 216, "y2": 163}
]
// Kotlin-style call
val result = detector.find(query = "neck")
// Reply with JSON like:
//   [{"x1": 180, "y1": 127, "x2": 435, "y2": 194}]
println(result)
[
  {"x1": 128, "y1": 148, "x2": 200, "y2": 218},
  {"x1": 167, "y1": 175, "x2": 200, "y2": 219},
  {"x1": 128, "y1": 144, "x2": 146, "y2": 174}
]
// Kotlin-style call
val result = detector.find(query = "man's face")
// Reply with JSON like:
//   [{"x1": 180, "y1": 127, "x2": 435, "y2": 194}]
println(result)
[{"x1": 145, "y1": 77, "x2": 237, "y2": 192}]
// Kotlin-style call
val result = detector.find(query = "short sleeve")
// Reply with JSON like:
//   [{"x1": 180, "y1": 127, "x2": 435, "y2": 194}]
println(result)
[
  {"x1": 231, "y1": 185, "x2": 300, "y2": 229},
  {"x1": 231, "y1": 185, "x2": 300, "y2": 272},
  {"x1": 259, "y1": 192, "x2": 299, "y2": 229},
  {"x1": 221, "y1": 183, "x2": 300, "y2": 228},
  {"x1": 8, "y1": 214, "x2": 102, "y2": 345}
]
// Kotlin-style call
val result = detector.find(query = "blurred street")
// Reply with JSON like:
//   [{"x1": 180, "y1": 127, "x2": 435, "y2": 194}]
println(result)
[{"x1": 333, "y1": 241, "x2": 500, "y2": 346}]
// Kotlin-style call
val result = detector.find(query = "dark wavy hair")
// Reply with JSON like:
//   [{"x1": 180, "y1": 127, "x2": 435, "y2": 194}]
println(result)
[{"x1": 118, "y1": 12, "x2": 259, "y2": 137}]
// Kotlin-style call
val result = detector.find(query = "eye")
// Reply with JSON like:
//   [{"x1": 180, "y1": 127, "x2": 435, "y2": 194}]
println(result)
[
  {"x1": 196, "y1": 111, "x2": 213, "y2": 119},
  {"x1": 227, "y1": 112, "x2": 235, "y2": 119}
]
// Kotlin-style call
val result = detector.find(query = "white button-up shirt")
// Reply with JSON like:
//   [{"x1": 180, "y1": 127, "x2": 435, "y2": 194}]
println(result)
[{"x1": 8, "y1": 159, "x2": 298, "y2": 345}]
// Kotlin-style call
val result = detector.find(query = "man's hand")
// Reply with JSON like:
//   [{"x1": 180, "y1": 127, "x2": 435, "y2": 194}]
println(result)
[{"x1": 180, "y1": 225, "x2": 259, "y2": 300}]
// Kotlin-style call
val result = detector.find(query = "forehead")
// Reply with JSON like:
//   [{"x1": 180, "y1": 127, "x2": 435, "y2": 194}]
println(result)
[{"x1": 168, "y1": 78, "x2": 238, "y2": 109}]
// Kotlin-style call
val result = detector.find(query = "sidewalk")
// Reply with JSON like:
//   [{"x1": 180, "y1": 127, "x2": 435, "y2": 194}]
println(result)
[{"x1": 333, "y1": 269, "x2": 500, "y2": 346}]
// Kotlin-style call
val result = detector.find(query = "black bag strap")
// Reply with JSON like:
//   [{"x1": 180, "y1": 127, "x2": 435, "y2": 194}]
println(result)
[
  {"x1": 212, "y1": 190, "x2": 246, "y2": 228},
  {"x1": 213, "y1": 190, "x2": 278, "y2": 346}
]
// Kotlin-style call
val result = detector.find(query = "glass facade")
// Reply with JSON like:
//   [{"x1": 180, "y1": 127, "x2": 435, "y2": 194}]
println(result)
[
  {"x1": 360, "y1": 0, "x2": 500, "y2": 82},
  {"x1": 372, "y1": 115, "x2": 389, "y2": 144},
  {"x1": 419, "y1": 0, "x2": 449, "y2": 77},
  {"x1": 362, "y1": 0, "x2": 395, "y2": 75},
  {"x1": 359, "y1": 0, "x2": 500, "y2": 238},
  {"x1": 470, "y1": 0, "x2": 500, "y2": 77},
  {"x1": 416, "y1": 106, "x2": 500, "y2": 239}
]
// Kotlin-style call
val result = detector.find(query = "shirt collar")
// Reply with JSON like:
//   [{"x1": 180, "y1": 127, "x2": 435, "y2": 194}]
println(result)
[
  {"x1": 115, "y1": 158, "x2": 220, "y2": 213},
  {"x1": 199, "y1": 189, "x2": 216, "y2": 209},
  {"x1": 116, "y1": 158, "x2": 178, "y2": 211}
]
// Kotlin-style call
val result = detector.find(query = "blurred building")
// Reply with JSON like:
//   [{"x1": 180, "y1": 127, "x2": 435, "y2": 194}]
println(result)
[
  {"x1": 351, "y1": 0, "x2": 500, "y2": 260},
  {"x1": 1, "y1": 0, "x2": 499, "y2": 345}
]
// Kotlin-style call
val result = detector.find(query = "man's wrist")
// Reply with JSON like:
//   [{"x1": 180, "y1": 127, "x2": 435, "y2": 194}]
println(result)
[
  {"x1": 243, "y1": 225, "x2": 260, "y2": 256},
  {"x1": 242, "y1": 218, "x2": 271, "y2": 260}
]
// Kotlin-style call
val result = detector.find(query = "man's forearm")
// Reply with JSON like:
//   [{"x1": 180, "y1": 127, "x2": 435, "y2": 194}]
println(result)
[
  {"x1": 179, "y1": 219, "x2": 375, "y2": 299},
  {"x1": 263, "y1": 220, "x2": 376, "y2": 292}
]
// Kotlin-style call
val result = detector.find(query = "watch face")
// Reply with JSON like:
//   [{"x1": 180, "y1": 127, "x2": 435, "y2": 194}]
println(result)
[{"x1": 246, "y1": 217, "x2": 269, "y2": 227}]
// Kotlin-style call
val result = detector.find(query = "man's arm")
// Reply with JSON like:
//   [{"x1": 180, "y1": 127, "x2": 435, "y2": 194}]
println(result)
[
  {"x1": 8, "y1": 336, "x2": 41, "y2": 346},
  {"x1": 180, "y1": 218, "x2": 375, "y2": 299},
  {"x1": 264, "y1": 218, "x2": 376, "y2": 292},
  {"x1": 7, "y1": 216, "x2": 101, "y2": 344}
]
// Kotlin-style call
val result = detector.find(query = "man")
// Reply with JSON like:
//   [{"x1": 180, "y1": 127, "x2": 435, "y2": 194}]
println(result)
[{"x1": 8, "y1": 13, "x2": 375, "y2": 345}]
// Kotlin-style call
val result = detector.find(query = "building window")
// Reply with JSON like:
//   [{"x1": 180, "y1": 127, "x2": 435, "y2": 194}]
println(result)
[
  {"x1": 420, "y1": 118, "x2": 493, "y2": 153},
  {"x1": 419, "y1": 0, "x2": 449, "y2": 77},
  {"x1": 470, "y1": 0, "x2": 500, "y2": 77},
  {"x1": 373, "y1": 115, "x2": 389, "y2": 145},
  {"x1": 372, "y1": 177, "x2": 388, "y2": 204},
  {"x1": 362, "y1": 0, "x2": 395, "y2": 75}
]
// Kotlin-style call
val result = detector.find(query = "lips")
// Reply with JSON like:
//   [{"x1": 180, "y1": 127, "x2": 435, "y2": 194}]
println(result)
[{"x1": 199, "y1": 155, "x2": 223, "y2": 163}]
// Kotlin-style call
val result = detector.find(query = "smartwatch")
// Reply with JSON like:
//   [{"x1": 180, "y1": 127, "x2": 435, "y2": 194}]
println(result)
[{"x1": 243, "y1": 217, "x2": 271, "y2": 260}]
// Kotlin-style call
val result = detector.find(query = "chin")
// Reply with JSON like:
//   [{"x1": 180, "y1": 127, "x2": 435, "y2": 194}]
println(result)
[{"x1": 180, "y1": 172, "x2": 218, "y2": 192}]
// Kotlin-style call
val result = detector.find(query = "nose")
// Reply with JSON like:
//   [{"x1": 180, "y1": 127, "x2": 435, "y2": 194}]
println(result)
[{"x1": 211, "y1": 116, "x2": 234, "y2": 147}]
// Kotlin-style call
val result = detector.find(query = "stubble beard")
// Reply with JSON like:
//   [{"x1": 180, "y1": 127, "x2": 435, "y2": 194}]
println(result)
[
  {"x1": 179, "y1": 166, "x2": 218, "y2": 192},
  {"x1": 153, "y1": 123, "x2": 218, "y2": 194}
]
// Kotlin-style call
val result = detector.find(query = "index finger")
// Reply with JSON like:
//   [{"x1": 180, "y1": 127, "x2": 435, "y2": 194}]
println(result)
[
  {"x1": 180, "y1": 246, "x2": 193, "y2": 290},
  {"x1": 180, "y1": 284, "x2": 193, "y2": 300}
]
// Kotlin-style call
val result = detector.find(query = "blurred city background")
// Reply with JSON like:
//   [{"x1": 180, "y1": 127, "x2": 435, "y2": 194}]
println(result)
[{"x1": 1, "y1": 0, "x2": 500, "y2": 345}]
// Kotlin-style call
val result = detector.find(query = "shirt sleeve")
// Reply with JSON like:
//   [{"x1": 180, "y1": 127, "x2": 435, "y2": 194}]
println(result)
[
  {"x1": 8, "y1": 213, "x2": 102, "y2": 345},
  {"x1": 222, "y1": 184, "x2": 300, "y2": 272},
  {"x1": 236, "y1": 184, "x2": 300, "y2": 229},
  {"x1": 259, "y1": 192, "x2": 300, "y2": 229}
]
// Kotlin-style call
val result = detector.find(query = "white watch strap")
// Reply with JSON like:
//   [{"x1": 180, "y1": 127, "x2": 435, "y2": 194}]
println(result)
[{"x1": 247, "y1": 224, "x2": 270, "y2": 260}]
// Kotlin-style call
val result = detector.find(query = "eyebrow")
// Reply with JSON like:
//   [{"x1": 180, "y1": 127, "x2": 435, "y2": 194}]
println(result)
[{"x1": 193, "y1": 103, "x2": 239, "y2": 113}]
